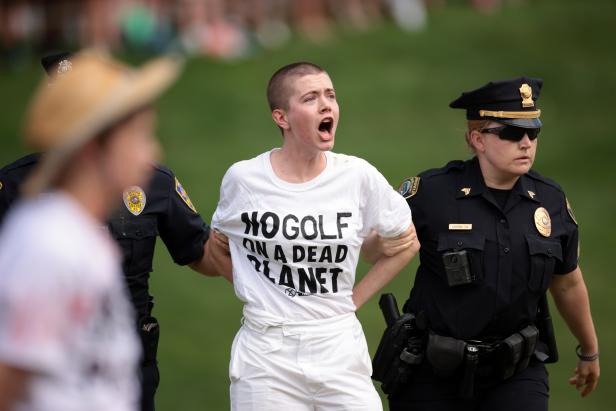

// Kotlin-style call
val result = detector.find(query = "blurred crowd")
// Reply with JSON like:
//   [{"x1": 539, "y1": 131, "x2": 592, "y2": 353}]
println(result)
[{"x1": 1, "y1": 0, "x2": 511, "y2": 66}]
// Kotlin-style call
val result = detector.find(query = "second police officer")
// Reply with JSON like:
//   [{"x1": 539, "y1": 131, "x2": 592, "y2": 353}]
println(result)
[
  {"x1": 381, "y1": 77, "x2": 599, "y2": 411},
  {"x1": 0, "y1": 52, "x2": 231, "y2": 411}
]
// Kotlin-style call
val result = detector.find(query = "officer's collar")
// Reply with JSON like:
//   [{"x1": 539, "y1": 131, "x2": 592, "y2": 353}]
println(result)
[
  {"x1": 512, "y1": 173, "x2": 540, "y2": 203},
  {"x1": 455, "y1": 157, "x2": 488, "y2": 199},
  {"x1": 456, "y1": 157, "x2": 540, "y2": 204}
]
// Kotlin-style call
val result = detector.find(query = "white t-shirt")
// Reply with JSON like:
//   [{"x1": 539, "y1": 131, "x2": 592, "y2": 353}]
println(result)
[
  {"x1": 212, "y1": 150, "x2": 413, "y2": 322},
  {"x1": 0, "y1": 192, "x2": 140, "y2": 411}
]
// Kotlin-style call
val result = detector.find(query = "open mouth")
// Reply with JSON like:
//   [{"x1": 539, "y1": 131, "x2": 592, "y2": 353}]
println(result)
[{"x1": 318, "y1": 117, "x2": 334, "y2": 134}]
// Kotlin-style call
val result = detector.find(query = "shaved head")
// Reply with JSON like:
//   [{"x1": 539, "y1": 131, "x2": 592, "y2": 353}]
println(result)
[{"x1": 267, "y1": 62, "x2": 326, "y2": 111}]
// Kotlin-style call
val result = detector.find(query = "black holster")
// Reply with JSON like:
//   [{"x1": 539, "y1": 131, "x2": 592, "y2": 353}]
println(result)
[
  {"x1": 426, "y1": 332, "x2": 466, "y2": 378},
  {"x1": 372, "y1": 294, "x2": 425, "y2": 395},
  {"x1": 499, "y1": 324, "x2": 539, "y2": 379},
  {"x1": 138, "y1": 315, "x2": 160, "y2": 365},
  {"x1": 425, "y1": 332, "x2": 474, "y2": 399}
]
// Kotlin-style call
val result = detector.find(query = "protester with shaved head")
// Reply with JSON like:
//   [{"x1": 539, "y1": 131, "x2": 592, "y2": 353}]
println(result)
[{"x1": 211, "y1": 61, "x2": 420, "y2": 410}]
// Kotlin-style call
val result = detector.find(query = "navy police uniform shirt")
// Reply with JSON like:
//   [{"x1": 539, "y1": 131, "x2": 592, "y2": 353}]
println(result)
[
  {"x1": 400, "y1": 157, "x2": 579, "y2": 340},
  {"x1": 0, "y1": 153, "x2": 209, "y2": 319},
  {"x1": 0, "y1": 153, "x2": 40, "y2": 226}
]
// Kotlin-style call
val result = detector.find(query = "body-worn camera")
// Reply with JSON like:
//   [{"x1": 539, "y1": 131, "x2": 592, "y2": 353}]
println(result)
[{"x1": 442, "y1": 250, "x2": 473, "y2": 286}]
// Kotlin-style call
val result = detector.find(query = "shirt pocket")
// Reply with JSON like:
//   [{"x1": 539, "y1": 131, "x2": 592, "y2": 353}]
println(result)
[
  {"x1": 525, "y1": 233, "x2": 563, "y2": 293},
  {"x1": 437, "y1": 231, "x2": 486, "y2": 283},
  {"x1": 108, "y1": 217, "x2": 158, "y2": 274}
]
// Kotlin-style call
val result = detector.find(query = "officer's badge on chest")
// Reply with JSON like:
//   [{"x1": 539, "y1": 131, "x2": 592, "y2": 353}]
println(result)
[
  {"x1": 123, "y1": 186, "x2": 147, "y2": 216},
  {"x1": 534, "y1": 207, "x2": 551, "y2": 237}
]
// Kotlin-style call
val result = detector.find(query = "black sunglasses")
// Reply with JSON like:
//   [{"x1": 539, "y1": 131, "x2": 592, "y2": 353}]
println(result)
[{"x1": 480, "y1": 126, "x2": 540, "y2": 141}]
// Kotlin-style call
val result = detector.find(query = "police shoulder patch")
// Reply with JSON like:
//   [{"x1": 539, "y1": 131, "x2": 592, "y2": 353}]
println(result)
[
  {"x1": 398, "y1": 176, "x2": 420, "y2": 199},
  {"x1": 175, "y1": 177, "x2": 197, "y2": 213},
  {"x1": 566, "y1": 197, "x2": 578, "y2": 226},
  {"x1": 123, "y1": 186, "x2": 146, "y2": 216}
]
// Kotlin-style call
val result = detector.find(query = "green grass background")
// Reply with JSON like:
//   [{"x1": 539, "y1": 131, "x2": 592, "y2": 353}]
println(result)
[{"x1": 1, "y1": 0, "x2": 615, "y2": 409}]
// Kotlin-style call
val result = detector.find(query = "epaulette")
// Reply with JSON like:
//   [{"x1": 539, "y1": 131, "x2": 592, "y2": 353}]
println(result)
[
  {"x1": 526, "y1": 169, "x2": 563, "y2": 192},
  {"x1": 153, "y1": 163, "x2": 175, "y2": 178},
  {"x1": 419, "y1": 160, "x2": 465, "y2": 179},
  {"x1": 0, "y1": 153, "x2": 41, "y2": 174}
]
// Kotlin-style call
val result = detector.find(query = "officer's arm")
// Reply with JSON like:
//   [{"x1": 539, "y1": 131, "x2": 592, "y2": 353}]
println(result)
[
  {"x1": 0, "y1": 363, "x2": 30, "y2": 410},
  {"x1": 353, "y1": 225, "x2": 419, "y2": 309},
  {"x1": 549, "y1": 266, "x2": 600, "y2": 397},
  {"x1": 189, "y1": 230, "x2": 233, "y2": 282},
  {"x1": 361, "y1": 225, "x2": 418, "y2": 265}
]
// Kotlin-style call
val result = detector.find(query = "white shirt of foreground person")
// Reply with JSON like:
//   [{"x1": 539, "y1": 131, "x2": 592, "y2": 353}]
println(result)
[
  {"x1": 0, "y1": 192, "x2": 140, "y2": 411},
  {"x1": 212, "y1": 149, "x2": 413, "y2": 321}
]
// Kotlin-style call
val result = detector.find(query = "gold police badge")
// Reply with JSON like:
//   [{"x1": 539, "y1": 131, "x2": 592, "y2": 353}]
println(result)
[
  {"x1": 123, "y1": 186, "x2": 146, "y2": 216},
  {"x1": 175, "y1": 177, "x2": 197, "y2": 213},
  {"x1": 57, "y1": 59, "x2": 73, "y2": 75},
  {"x1": 0, "y1": 180, "x2": 3, "y2": 191},
  {"x1": 534, "y1": 207, "x2": 551, "y2": 237},
  {"x1": 398, "y1": 177, "x2": 420, "y2": 199},
  {"x1": 519, "y1": 83, "x2": 534, "y2": 108}
]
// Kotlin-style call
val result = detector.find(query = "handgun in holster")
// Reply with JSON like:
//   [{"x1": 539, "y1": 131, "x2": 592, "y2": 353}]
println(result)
[
  {"x1": 535, "y1": 293, "x2": 558, "y2": 363},
  {"x1": 138, "y1": 315, "x2": 160, "y2": 365},
  {"x1": 372, "y1": 294, "x2": 425, "y2": 395}
]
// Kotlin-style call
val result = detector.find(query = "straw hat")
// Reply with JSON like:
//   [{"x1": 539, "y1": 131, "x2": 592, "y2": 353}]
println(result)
[{"x1": 22, "y1": 50, "x2": 183, "y2": 196}]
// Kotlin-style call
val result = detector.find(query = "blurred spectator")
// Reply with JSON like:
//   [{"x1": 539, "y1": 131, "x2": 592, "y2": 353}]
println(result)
[
  {"x1": 386, "y1": 0, "x2": 427, "y2": 32},
  {"x1": 0, "y1": 0, "x2": 518, "y2": 66}
]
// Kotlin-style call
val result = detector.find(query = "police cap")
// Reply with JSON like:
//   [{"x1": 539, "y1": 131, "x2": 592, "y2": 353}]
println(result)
[
  {"x1": 449, "y1": 77, "x2": 543, "y2": 128},
  {"x1": 40, "y1": 52, "x2": 74, "y2": 76}
]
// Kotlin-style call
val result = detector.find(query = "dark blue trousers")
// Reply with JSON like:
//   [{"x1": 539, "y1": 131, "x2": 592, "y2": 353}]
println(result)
[{"x1": 388, "y1": 362, "x2": 549, "y2": 411}]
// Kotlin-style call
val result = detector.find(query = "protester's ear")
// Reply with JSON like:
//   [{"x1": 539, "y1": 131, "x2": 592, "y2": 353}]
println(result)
[{"x1": 272, "y1": 109, "x2": 289, "y2": 130}]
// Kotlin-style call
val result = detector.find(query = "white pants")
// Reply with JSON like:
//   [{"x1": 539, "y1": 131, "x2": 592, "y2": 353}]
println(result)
[{"x1": 229, "y1": 312, "x2": 383, "y2": 411}]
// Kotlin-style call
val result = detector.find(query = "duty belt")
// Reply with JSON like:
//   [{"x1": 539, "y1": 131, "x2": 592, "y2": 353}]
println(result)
[{"x1": 426, "y1": 324, "x2": 540, "y2": 399}]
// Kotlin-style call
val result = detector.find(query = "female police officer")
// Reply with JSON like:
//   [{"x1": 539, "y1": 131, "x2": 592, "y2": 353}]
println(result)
[{"x1": 389, "y1": 77, "x2": 599, "y2": 410}]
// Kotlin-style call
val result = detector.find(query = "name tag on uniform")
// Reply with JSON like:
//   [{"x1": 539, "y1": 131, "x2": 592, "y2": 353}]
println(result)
[{"x1": 448, "y1": 223, "x2": 473, "y2": 231}]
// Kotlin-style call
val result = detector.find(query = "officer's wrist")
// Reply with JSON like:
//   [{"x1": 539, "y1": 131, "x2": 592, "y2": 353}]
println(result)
[{"x1": 576, "y1": 344, "x2": 599, "y2": 362}]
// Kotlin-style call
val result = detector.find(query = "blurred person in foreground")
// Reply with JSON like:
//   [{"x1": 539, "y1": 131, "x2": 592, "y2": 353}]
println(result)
[
  {"x1": 380, "y1": 77, "x2": 599, "y2": 410},
  {"x1": 0, "y1": 51, "x2": 181, "y2": 411},
  {"x1": 211, "y1": 61, "x2": 419, "y2": 410},
  {"x1": 0, "y1": 52, "x2": 231, "y2": 411}
]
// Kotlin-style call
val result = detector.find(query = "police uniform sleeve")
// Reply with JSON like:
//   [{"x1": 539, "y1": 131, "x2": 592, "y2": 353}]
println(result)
[
  {"x1": 398, "y1": 175, "x2": 427, "y2": 236},
  {"x1": 556, "y1": 191, "x2": 580, "y2": 275},
  {"x1": 157, "y1": 170, "x2": 209, "y2": 266}
]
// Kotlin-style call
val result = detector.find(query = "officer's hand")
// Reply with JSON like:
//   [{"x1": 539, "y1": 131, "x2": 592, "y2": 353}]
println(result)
[
  {"x1": 379, "y1": 224, "x2": 418, "y2": 257},
  {"x1": 568, "y1": 359, "x2": 600, "y2": 397}
]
